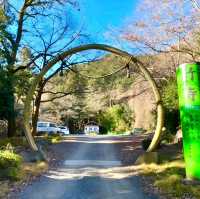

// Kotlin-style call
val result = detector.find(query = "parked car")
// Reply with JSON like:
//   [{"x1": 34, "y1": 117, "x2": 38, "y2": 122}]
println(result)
[
  {"x1": 37, "y1": 122, "x2": 60, "y2": 135},
  {"x1": 58, "y1": 126, "x2": 70, "y2": 135}
]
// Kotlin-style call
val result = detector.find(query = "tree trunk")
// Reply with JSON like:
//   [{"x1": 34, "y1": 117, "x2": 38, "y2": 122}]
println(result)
[
  {"x1": 31, "y1": 81, "x2": 44, "y2": 136},
  {"x1": 7, "y1": 105, "x2": 16, "y2": 137},
  {"x1": 7, "y1": 79, "x2": 16, "y2": 137}
]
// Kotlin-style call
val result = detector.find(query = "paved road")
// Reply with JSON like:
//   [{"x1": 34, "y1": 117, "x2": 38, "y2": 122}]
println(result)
[{"x1": 14, "y1": 135, "x2": 158, "y2": 199}]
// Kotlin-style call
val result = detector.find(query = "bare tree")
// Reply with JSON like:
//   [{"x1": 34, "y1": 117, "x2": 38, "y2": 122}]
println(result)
[
  {"x1": 31, "y1": 59, "x2": 91, "y2": 136},
  {"x1": 0, "y1": 0, "x2": 81, "y2": 136},
  {"x1": 122, "y1": 0, "x2": 200, "y2": 72}
]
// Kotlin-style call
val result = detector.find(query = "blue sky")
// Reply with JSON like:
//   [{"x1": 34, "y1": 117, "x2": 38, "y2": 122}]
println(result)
[
  {"x1": 8, "y1": 0, "x2": 139, "y2": 75},
  {"x1": 9, "y1": 0, "x2": 139, "y2": 52},
  {"x1": 48, "y1": 0, "x2": 139, "y2": 75},
  {"x1": 78, "y1": 0, "x2": 139, "y2": 45}
]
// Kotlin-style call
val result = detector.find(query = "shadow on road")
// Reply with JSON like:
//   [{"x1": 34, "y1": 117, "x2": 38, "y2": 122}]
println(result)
[{"x1": 12, "y1": 135, "x2": 158, "y2": 199}]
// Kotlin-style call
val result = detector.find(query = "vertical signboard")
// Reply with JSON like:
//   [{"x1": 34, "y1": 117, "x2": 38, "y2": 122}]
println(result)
[{"x1": 177, "y1": 63, "x2": 200, "y2": 180}]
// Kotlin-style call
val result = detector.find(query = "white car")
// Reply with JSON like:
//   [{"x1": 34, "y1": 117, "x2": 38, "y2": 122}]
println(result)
[
  {"x1": 37, "y1": 122, "x2": 60, "y2": 135},
  {"x1": 58, "y1": 126, "x2": 70, "y2": 135}
]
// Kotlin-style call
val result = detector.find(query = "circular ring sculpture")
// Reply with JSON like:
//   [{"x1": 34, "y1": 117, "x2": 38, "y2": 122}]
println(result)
[{"x1": 23, "y1": 44, "x2": 164, "y2": 152}]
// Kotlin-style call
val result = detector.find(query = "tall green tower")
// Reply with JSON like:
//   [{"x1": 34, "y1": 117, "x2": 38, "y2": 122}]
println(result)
[{"x1": 177, "y1": 63, "x2": 200, "y2": 180}]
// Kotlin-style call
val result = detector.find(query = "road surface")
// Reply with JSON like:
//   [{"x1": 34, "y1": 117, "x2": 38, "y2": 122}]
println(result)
[{"x1": 13, "y1": 135, "x2": 158, "y2": 199}]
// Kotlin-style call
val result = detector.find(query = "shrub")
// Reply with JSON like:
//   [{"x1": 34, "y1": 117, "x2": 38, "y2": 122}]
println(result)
[
  {"x1": 0, "y1": 150, "x2": 22, "y2": 169},
  {"x1": 161, "y1": 78, "x2": 180, "y2": 134},
  {"x1": 161, "y1": 131, "x2": 175, "y2": 144},
  {"x1": 97, "y1": 104, "x2": 133, "y2": 133},
  {"x1": 46, "y1": 135, "x2": 62, "y2": 144},
  {"x1": 0, "y1": 167, "x2": 19, "y2": 180},
  {"x1": 0, "y1": 150, "x2": 23, "y2": 180}
]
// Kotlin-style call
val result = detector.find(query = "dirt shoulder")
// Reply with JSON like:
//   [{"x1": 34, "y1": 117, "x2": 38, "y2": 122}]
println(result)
[
  {"x1": 2, "y1": 135, "x2": 200, "y2": 199},
  {"x1": 109, "y1": 135, "x2": 200, "y2": 199},
  {"x1": 0, "y1": 137, "x2": 55, "y2": 199}
]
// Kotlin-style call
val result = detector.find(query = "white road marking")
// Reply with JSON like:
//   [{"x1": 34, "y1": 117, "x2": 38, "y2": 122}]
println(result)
[{"x1": 63, "y1": 160, "x2": 122, "y2": 167}]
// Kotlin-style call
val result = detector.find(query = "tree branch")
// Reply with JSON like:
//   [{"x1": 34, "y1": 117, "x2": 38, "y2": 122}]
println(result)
[
  {"x1": 41, "y1": 90, "x2": 92, "y2": 103},
  {"x1": 12, "y1": 1, "x2": 28, "y2": 61}
]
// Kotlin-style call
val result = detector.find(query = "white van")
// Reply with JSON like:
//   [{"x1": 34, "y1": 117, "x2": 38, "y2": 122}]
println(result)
[{"x1": 37, "y1": 122, "x2": 60, "y2": 135}]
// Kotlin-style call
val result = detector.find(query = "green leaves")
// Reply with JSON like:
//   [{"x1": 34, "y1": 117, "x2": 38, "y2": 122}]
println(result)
[
  {"x1": 0, "y1": 150, "x2": 22, "y2": 169},
  {"x1": 97, "y1": 104, "x2": 133, "y2": 133},
  {"x1": 0, "y1": 149, "x2": 23, "y2": 180},
  {"x1": 161, "y1": 77, "x2": 179, "y2": 133},
  {"x1": 0, "y1": 70, "x2": 15, "y2": 119},
  {"x1": 162, "y1": 78, "x2": 178, "y2": 111},
  {"x1": 15, "y1": 69, "x2": 33, "y2": 102}
]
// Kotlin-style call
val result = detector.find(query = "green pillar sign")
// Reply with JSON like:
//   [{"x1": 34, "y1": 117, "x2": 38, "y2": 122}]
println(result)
[{"x1": 177, "y1": 63, "x2": 200, "y2": 180}]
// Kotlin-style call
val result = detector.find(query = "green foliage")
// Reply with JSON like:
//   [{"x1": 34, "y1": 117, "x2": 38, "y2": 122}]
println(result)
[
  {"x1": 97, "y1": 104, "x2": 133, "y2": 133},
  {"x1": 1, "y1": 167, "x2": 19, "y2": 180},
  {"x1": 107, "y1": 131, "x2": 127, "y2": 135},
  {"x1": 0, "y1": 137, "x2": 28, "y2": 147},
  {"x1": 0, "y1": 150, "x2": 22, "y2": 169},
  {"x1": 161, "y1": 131, "x2": 175, "y2": 144},
  {"x1": 162, "y1": 78, "x2": 178, "y2": 110},
  {"x1": 140, "y1": 158, "x2": 200, "y2": 199},
  {"x1": 82, "y1": 55, "x2": 135, "y2": 91},
  {"x1": 161, "y1": 78, "x2": 179, "y2": 134},
  {"x1": 44, "y1": 54, "x2": 136, "y2": 133},
  {"x1": 0, "y1": 70, "x2": 15, "y2": 120},
  {"x1": 154, "y1": 168, "x2": 200, "y2": 198},
  {"x1": 0, "y1": 150, "x2": 22, "y2": 180},
  {"x1": 46, "y1": 135, "x2": 62, "y2": 144},
  {"x1": 15, "y1": 69, "x2": 33, "y2": 102}
]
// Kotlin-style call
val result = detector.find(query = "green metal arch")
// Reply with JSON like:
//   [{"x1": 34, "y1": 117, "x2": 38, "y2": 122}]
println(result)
[{"x1": 23, "y1": 44, "x2": 164, "y2": 152}]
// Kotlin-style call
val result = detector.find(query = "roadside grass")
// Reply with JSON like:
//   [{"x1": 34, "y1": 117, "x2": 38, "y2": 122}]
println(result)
[
  {"x1": 21, "y1": 161, "x2": 48, "y2": 178},
  {"x1": 0, "y1": 149, "x2": 23, "y2": 198},
  {"x1": 86, "y1": 132, "x2": 97, "y2": 136},
  {"x1": 0, "y1": 150, "x2": 23, "y2": 180},
  {"x1": 0, "y1": 136, "x2": 50, "y2": 198},
  {"x1": 45, "y1": 134, "x2": 63, "y2": 144},
  {"x1": 137, "y1": 157, "x2": 200, "y2": 198},
  {"x1": 0, "y1": 180, "x2": 10, "y2": 199},
  {"x1": 107, "y1": 131, "x2": 130, "y2": 136},
  {"x1": 0, "y1": 134, "x2": 64, "y2": 148},
  {"x1": 0, "y1": 137, "x2": 28, "y2": 148},
  {"x1": 0, "y1": 161, "x2": 48, "y2": 199},
  {"x1": 0, "y1": 149, "x2": 48, "y2": 179}
]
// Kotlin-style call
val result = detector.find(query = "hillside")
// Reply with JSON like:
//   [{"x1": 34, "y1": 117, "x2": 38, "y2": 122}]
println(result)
[{"x1": 39, "y1": 52, "x2": 188, "y2": 133}]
